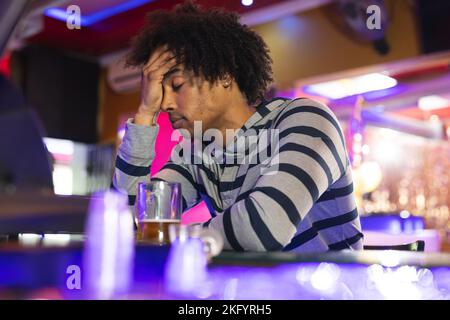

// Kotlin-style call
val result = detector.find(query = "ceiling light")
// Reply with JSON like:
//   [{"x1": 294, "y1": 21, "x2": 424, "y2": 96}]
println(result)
[
  {"x1": 418, "y1": 95, "x2": 450, "y2": 111},
  {"x1": 304, "y1": 73, "x2": 398, "y2": 100}
]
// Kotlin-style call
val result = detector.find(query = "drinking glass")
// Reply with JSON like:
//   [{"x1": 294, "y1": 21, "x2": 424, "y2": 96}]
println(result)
[{"x1": 135, "y1": 180, "x2": 182, "y2": 245}]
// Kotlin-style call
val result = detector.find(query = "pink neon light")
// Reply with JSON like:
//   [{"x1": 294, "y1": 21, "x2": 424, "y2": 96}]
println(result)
[
  {"x1": 0, "y1": 52, "x2": 11, "y2": 77},
  {"x1": 51, "y1": 153, "x2": 73, "y2": 164},
  {"x1": 151, "y1": 112, "x2": 211, "y2": 224}
]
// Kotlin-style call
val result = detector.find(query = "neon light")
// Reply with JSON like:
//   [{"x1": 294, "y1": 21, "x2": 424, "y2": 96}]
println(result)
[
  {"x1": 418, "y1": 95, "x2": 450, "y2": 111},
  {"x1": 52, "y1": 164, "x2": 73, "y2": 195},
  {"x1": 43, "y1": 137, "x2": 74, "y2": 156},
  {"x1": 0, "y1": 52, "x2": 11, "y2": 77},
  {"x1": 304, "y1": 73, "x2": 398, "y2": 100},
  {"x1": 84, "y1": 191, "x2": 134, "y2": 299}
]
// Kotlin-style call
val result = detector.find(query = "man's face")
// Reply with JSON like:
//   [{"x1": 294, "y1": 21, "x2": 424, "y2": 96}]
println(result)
[{"x1": 160, "y1": 64, "x2": 228, "y2": 137}]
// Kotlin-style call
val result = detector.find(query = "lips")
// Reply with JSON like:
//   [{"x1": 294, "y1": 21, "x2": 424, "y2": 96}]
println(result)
[{"x1": 169, "y1": 115, "x2": 185, "y2": 128}]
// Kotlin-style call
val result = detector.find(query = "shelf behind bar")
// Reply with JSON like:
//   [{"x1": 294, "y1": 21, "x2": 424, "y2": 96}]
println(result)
[{"x1": 0, "y1": 190, "x2": 90, "y2": 234}]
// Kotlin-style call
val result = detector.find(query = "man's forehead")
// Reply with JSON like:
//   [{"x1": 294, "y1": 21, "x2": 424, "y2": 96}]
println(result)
[
  {"x1": 163, "y1": 66, "x2": 190, "y2": 81},
  {"x1": 167, "y1": 67, "x2": 184, "y2": 76}
]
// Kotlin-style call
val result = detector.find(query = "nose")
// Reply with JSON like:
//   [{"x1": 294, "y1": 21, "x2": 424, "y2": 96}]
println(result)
[{"x1": 160, "y1": 89, "x2": 176, "y2": 113}]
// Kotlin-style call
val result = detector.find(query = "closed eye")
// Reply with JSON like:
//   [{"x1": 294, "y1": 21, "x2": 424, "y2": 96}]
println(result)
[{"x1": 172, "y1": 83, "x2": 183, "y2": 91}]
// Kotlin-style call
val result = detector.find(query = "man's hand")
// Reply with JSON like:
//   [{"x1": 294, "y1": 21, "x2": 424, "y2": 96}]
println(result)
[{"x1": 134, "y1": 47, "x2": 178, "y2": 126}]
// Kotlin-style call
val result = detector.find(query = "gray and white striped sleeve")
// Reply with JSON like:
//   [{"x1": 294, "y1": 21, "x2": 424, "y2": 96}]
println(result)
[
  {"x1": 113, "y1": 119, "x2": 201, "y2": 211},
  {"x1": 113, "y1": 119, "x2": 157, "y2": 204},
  {"x1": 204, "y1": 100, "x2": 348, "y2": 251}
]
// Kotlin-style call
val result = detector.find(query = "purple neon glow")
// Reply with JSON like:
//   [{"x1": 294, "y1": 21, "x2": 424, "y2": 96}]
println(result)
[
  {"x1": 360, "y1": 215, "x2": 425, "y2": 234},
  {"x1": 164, "y1": 237, "x2": 208, "y2": 297},
  {"x1": 2, "y1": 243, "x2": 449, "y2": 300},
  {"x1": 168, "y1": 262, "x2": 450, "y2": 300},
  {"x1": 44, "y1": 0, "x2": 154, "y2": 27},
  {"x1": 359, "y1": 84, "x2": 407, "y2": 101},
  {"x1": 303, "y1": 73, "x2": 398, "y2": 100},
  {"x1": 83, "y1": 190, "x2": 135, "y2": 299},
  {"x1": 62, "y1": 261, "x2": 450, "y2": 299}
]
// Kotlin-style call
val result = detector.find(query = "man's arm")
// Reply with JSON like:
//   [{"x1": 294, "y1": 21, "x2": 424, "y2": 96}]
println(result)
[
  {"x1": 113, "y1": 120, "x2": 201, "y2": 210},
  {"x1": 203, "y1": 99, "x2": 353, "y2": 251},
  {"x1": 112, "y1": 119, "x2": 156, "y2": 205},
  {"x1": 114, "y1": 46, "x2": 191, "y2": 206}
]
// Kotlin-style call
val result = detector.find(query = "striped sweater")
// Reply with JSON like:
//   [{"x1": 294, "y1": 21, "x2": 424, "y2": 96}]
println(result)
[{"x1": 113, "y1": 97, "x2": 363, "y2": 252}]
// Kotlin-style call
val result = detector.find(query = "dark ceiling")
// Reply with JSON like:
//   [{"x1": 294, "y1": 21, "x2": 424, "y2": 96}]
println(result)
[{"x1": 25, "y1": 0, "x2": 293, "y2": 56}]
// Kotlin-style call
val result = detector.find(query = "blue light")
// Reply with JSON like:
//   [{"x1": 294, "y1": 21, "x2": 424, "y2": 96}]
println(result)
[
  {"x1": 360, "y1": 214, "x2": 425, "y2": 234},
  {"x1": 278, "y1": 16, "x2": 302, "y2": 35},
  {"x1": 242, "y1": 0, "x2": 254, "y2": 6},
  {"x1": 362, "y1": 84, "x2": 408, "y2": 101},
  {"x1": 44, "y1": 0, "x2": 154, "y2": 27},
  {"x1": 303, "y1": 73, "x2": 398, "y2": 100}
]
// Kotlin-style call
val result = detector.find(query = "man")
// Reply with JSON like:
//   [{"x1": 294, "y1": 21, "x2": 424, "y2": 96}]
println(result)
[{"x1": 114, "y1": 1, "x2": 363, "y2": 252}]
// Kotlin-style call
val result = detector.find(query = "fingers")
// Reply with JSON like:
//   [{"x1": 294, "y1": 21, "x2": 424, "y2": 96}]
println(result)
[
  {"x1": 138, "y1": 46, "x2": 180, "y2": 112},
  {"x1": 143, "y1": 57, "x2": 179, "y2": 84},
  {"x1": 143, "y1": 47, "x2": 177, "y2": 77},
  {"x1": 143, "y1": 53, "x2": 174, "y2": 74},
  {"x1": 144, "y1": 57, "x2": 178, "y2": 83},
  {"x1": 143, "y1": 45, "x2": 170, "y2": 69}
]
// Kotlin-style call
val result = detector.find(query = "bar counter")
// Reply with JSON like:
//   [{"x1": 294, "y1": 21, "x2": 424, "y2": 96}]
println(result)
[{"x1": 0, "y1": 241, "x2": 449, "y2": 300}]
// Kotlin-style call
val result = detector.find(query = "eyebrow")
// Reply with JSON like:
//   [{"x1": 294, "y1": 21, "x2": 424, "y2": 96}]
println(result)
[{"x1": 162, "y1": 67, "x2": 183, "y2": 82}]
